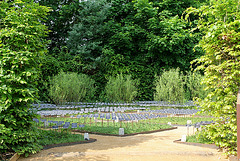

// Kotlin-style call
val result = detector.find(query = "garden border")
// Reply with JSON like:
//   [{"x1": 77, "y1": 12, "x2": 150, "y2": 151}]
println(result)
[
  {"x1": 173, "y1": 139, "x2": 218, "y2": 149},
  {"x1": 43, "y1": 138, "x2": 97, "y2": 150},
  {"x1": 73, "y1": 127, "x2": 177, "y2": 137}
]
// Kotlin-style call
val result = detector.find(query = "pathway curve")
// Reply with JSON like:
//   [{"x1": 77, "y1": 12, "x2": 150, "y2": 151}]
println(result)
[{"x1": 18, "y1": 127, "x2": 228, "y2": 161}]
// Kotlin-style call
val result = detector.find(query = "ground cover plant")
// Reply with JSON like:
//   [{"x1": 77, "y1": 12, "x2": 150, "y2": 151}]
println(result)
[
  {"x1": 37, "y1": 129, "x2": 84, "y2": 146},
  {"x1": 151, "y1": 117, "x2": 213, "y2": 125},
  {"x1": 186, "y1": 134, "x2": 213, "y2": 144}
]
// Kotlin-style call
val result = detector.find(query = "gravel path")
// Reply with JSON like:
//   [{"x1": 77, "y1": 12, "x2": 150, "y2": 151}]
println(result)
[{"x1": 18, "y1": 127, "x2": 228, "y2": 161}]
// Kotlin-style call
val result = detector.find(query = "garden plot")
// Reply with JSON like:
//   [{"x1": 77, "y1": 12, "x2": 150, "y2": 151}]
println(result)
[{"x1": 33, "y1": 102, "x2": 213, "y2": 135}]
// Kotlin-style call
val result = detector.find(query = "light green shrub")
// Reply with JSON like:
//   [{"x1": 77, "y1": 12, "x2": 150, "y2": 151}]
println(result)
[
  {"x1": 103, "y1": 74, "x2": 138, "y2": 102},
  {"x1": 49, "y1": 71, "x2": 96, "y2": 104},
  {"x1": 154, "y1": 68, "x2": 185, "y2": 103}
]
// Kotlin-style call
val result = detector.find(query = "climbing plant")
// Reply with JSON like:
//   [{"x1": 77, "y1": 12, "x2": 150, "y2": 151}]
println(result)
[
  {"x1": 0, "y1": 0, "x2": 49, "y2": 156},
  {"x1": 186, "y1": 0, "x2": 240, "y2": 155}
]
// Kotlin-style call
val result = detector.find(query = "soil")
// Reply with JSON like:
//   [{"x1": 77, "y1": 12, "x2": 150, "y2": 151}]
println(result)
[{"x1": 18, "y1": 126, "x2": 229, "y2": 161}]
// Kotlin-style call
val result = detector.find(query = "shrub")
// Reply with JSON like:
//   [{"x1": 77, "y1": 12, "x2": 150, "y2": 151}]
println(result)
[
  {"x1": 0, "y1": 0, "x2": 49, "y2": 156},
  {"x1": 154, "y1": 68, "x2": 185, "y2": 103},
  {"x1": 49, "y1": 71, "x2": 96, "y2": 104},
  {"x1": 186, "y1": 0, "x2": 240, "y2": 156},
  {"x1": 103, "y1": 74, "x2": 138, "y2": 102}
]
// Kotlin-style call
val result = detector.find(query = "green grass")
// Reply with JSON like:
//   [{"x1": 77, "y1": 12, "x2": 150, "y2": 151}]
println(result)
[
  {"x1": 186, "y1": 134, "x2": 213, "y2": 144},
  {"x1": 36, "y1": 114, "x2": 213, "y2": 126},
  {"x1": 77, "y1": 122, "x2": 172, "y2": 135},
  {"x1": 151, "y1": 117, "x2": 214, "y2": 125},
  {"x1": 37, "y1": 129, "x2": 84, "y2": 146}
]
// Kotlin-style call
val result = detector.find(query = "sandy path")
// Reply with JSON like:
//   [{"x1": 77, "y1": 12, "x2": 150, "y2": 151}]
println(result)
[{"x1": 18, "y1": 127, "x2": 228, "y2": 161}]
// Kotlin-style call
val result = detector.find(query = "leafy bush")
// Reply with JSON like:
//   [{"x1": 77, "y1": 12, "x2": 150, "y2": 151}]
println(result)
[
  {"x1": 0, "y1": 0, "x2": 49, "y2": 156},
  {"x1": 103, "y1": 74, "x2": 138, "y2": 102},
  {"x1": 49, "y1": 71, "x2": 96, "y2": 104},
  {"x1": 154, "y1": 68, "x2": 185, "y2": 103},
  {"x1": 186, "y1": 0, "x2": 240, "y2": 156},
  {"x1": 187, "y1": 133, "x2": 213, "y2": 144}
]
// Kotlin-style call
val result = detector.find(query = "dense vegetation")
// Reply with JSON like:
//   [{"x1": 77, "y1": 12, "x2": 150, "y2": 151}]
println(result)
[
  {"x1": 154, "y1": 68, "x2": 207, "y2": 103},
  {"x1": 49, "y1": 71, "x2": 96, "y2": 105},
  {"x1": 38, "y1": 0, "x2": 205, "y2": 101},
  {"x1": 0, "y1": 0, "x2": 49, "y2": 156},
  {"x1": 37, "y1": 129, "x2": 84, "y2": 146},
  {"x1": 186, "y1": 0, "x2": 240, "y2": 156},
  {"x1": 2, "y1": 0, "x2": 240, "y2": 158}
]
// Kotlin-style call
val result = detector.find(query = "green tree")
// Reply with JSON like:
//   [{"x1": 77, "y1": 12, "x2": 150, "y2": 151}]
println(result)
[
  {"x1": 36, "y1": 0, "x2": 206, "y2": 101},
  {"x1": 67, "y1": 0, "x2": 111, "y2": 74},
  {"x1": 0, "y1": 0, "x2": 49, "y2": 156},
  {"x1": 186, "y1": 0, "x2": 240, "y2": 155},
  {"x1": 103, "y1": 0, "x2": 204, "y2": 100}
]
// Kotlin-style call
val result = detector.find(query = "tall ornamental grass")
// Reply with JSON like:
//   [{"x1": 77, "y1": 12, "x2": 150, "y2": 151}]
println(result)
[
  {"x1": 103, "y1": 74, "x2": 138, "y2": 102},
  {"x1": 49, "y1": 71, "x2": 96, "y2": 105},
  {"x1": 185, "y1": 71, "x2": 207, "y2": 100},
  {"x1": 154, "y1": 68, "x2": 185, "y2": 103},
  {"x1": 154, "y1": 68, "x2": 207, "y2": 103}
]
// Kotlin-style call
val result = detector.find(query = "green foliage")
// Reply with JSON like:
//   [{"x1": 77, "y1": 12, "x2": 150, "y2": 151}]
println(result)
[
  {"x1": 38, "y1": 0, "x2": 80, "y2": 49},
  {"x1": 49, "y1": 71, "x2": 96, "y2": 105},
  {"x1": 37, "y1": 129, "x2": 84, "y2": 146},
  {"x1": 187, "y1": 133, "x2": 213, "y2": 144},
  {"x1": 154, "y1": 69, "x2": 185, "y2": 103},
  {"x1": 185, "y1": 71, "x2": 207, "y2": 100},
  {"x1": 79, "y1": 122, "x2": 171, "y2": 135},
  {"x1": 186, "y1": 0, "x2": 240, "y2": 156},
  {"x1": 103, "y1": 74, "x2": 138, "y2": 103},
  {"x1": 67, "y1": 0, "x2": 110, "y2": 74},
  {"x1": 0, "y1": 0, "x2": 49, "y2": 156},
  {"x1": 102, "y1": 0, "x2": 204, "y2": 100},
  {"x1": 154, "y1": 69, "x2": 208, "y2": 103},
  {"x1": 37, "y1": 0, "x2": 204, "y2": 101}
]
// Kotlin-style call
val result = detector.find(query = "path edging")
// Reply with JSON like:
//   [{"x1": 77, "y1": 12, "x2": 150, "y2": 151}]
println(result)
[
  {"x1": 9, "y1": 153, "x2": 20, "y2": 161},
  {"x1": 173, "y1": 139, "x2": 219, "y2": 149},
  {"x1": 43, "y1": 138, "x2": 97, "y2": 150}
]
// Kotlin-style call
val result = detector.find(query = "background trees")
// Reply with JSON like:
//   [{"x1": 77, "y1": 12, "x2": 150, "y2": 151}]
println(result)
[{"x1": 37, "y1": 0, "x2": 205, "y2": 101}]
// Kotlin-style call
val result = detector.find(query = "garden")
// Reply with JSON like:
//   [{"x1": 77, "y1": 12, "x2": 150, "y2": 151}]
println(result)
[{"x1": 1, "y1": 0, "x2": 240, "y2": 160}]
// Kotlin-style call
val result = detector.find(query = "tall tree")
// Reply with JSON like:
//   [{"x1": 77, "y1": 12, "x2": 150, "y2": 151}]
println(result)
[
  {"x1": 67, "y1": 0, "x2": 111, "y2": 74},
  {"x1": 102, "y1": 0, "x2": 204, "y2": 100}
]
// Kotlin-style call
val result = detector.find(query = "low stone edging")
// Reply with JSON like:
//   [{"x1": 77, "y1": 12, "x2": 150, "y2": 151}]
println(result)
[
  {"x1": 43, "y1": 138, "x2": 97, "y2": 150},
  {"x1": 9, "y1": 153, "x2": 20, "y2": 161},
  {"x1": 73, "y1": 127, "x2": 177, "y2": 137},
  {"x1": 173, "y1": 139, "x2": 219, "y2": 149}
]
